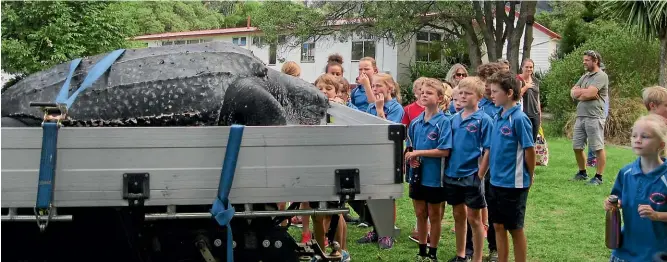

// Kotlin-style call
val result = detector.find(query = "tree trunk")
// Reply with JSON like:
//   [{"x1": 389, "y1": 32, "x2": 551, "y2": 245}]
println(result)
[
  {"x1": 521, "y1": 2, "x2": 536, "y2": 67},
  {"x1": 660, "y1": 29, "x2": 666, "y2": 88},
  {"x1": 508, "y1": 2, "x2": 529, "y2": 73},
  {"x1": 505, "y1": 2, "x2": 516, "y2": 66},
  {"x1": 461, "y1": 20, "x2": 483, "y2": 72},
  {"x1": 494, "y1": 1, "x2": 507, "y2": 58},
  {"x1": 474, "y1": 1, "x2": 497, "y2": 62}
]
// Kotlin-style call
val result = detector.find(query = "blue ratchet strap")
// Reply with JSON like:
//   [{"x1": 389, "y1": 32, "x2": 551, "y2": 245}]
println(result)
[
  {"x1": 34, "y1": 49, "x2": 126, "y2": 232},
  {"x1": 211, "y1": 125, "x2": 245, "y2": 262}
]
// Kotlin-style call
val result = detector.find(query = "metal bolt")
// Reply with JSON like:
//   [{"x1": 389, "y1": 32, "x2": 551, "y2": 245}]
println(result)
[
  {"x1": 213, "y1": 239, "x2": 222, "y2": 247},
  {"x1": 336, "y1": 170, "x2": 339, "y2": 174},
  {"x1": 232, "y1": 241, "x2": 236, "y2": 248},
  {"x1": 124, "y1": 174, "x2": 127, "y2": 178},
  {"x1": 262, "y1": 240, "x2": 270, "y2": 248},
  {"x1": 274, "y1": 240, "x2": 282, "y2": 248},
  {"x1": 134, "y1": 200, "x2": 139, "y2": 205},
  {"x1": 345, "y1": 177, "x2": 349, "y2": 181},
  {"x1": 134, "y1": 181, "x2": 138, "y2": 186},
  {"x1": 145, "y1": 174, "x2": 149, "y2": 178}
]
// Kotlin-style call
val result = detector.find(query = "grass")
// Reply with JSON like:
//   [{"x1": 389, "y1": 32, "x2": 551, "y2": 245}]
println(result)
[{"x1": 289, "y1": 137, "x2": 637, "y2": 262}]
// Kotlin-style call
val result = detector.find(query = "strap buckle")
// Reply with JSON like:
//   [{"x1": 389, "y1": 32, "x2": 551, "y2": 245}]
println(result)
[
  {"x1": 30, "y1": 102, "x2": 67, "y2": 126},
  {"x1": 34, "y1": 203, "x2": 53, "y2": 232}
]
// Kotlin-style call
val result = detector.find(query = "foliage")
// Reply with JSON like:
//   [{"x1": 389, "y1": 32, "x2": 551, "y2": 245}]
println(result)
[
  {"x1": 563, "y1": 97, "x2": 646, "y2": 145},
  {"x1": 535, "y1": 1, "x2": 588, "y2": 33},
  {"x1": 541, "y1": 23, "x2": 660, "y2": 135},
  {"x1": 399, "y1": 61, "x2": 451, "y2": 105},
  {"x1": 1, "y1": 1, "x2": 132, "y2": 75}
]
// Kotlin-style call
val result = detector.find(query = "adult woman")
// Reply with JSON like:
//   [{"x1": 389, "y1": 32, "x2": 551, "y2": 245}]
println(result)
[
  {"x1": 517, "y1": 58, "x2": 541, "y2": 142},
  {"x1": 445, "y1": 64, "x2": 469, "y2": 114}
]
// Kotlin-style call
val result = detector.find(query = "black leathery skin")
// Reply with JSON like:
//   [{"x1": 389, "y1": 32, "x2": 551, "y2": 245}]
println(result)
[{"x1": 1, "y1": 41, "x2": 327, "y2": 127}]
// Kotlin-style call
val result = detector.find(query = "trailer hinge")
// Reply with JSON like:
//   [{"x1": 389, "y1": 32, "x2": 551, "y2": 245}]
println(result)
[
  {"x1": 334, "y1": 169, "x2": 360, "y2": 207},
  {"x1": 123, "y1": 173, "x2": 150, "y2": 207},
  {"x1": 388, "y1": 124, "x2": 406, "y2": 184}
]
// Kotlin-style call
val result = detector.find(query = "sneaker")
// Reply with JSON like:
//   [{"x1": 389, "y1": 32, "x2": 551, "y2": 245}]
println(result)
[
  {"x1": 572, "y1": 172, "x2": 588, "y2": 181},
  {"x1": 587, "y1": 176, "x2": 602, "y2": 186},
  {"x1": 301, "y1": 232, "x2": 312, "y2": 244},
  {"x1": 378, "y1": 236, "x2": 394, "y2": 249},
  {"x1": 344, "y1": 214, "x2": 359, "y2": 224},
  {"x1": 447, "y1": 256, "x2": 470, "y2": 262},
  {"x1": 408, "y1": 232, "x2": 430, "y2": 244},
  {"x1": 341, "y1": 250, "x2": 351, "y2": 262},
  {"x1": 357, "y1": 222, "x2": 369, "y2": 228},
  {"x1": 486, "y1": 250, "x2": 498, "y2": 262},
  {"x1": 587, "y1": 157, "x2": 597, "y2": 167},
  {"x1": 356, "y1": 231, "x2": 377, "y2": 244},
  {"x1": 428, "y1": 256, "x2": 440, "y2": 262}
]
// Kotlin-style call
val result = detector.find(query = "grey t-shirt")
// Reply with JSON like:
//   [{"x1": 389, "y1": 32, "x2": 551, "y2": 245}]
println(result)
[
  {"x1": 520, "y1": 75, "x2": 540, "y2": 118},
  {"x1": 575, "y1": 70, "x2": 609, "y2": 118}
]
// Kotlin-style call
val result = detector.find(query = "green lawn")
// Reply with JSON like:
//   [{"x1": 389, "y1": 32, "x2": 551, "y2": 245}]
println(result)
[{"x1": 292, "y1": 137, "x2": 637, "y2": 262}]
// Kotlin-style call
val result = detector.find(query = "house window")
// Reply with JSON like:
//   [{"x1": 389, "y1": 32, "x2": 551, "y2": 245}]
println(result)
[
  {"x1": 232, "y1": 37, "x2": 247, "y2": 46},
  {"x1": 301, "y1": 42, "x2": 315, "y2": 63},
  {"x1": 162, "y1": 41, "x2": 173, "y2": 46},
  {"x1": 351, "y1": 41, "x2": 376, "y2": 61},
  {"x1": 269, "y1": 43, "x2": 277, "y2": 65},
  {"x1": 174, "y1": 40, "x2": 186, "y2": 45},
  {"x1": 252, "y1": 36, "x2": 266, "y2": 46},
  {"x1": 187, "y1": 39, "x2": 200, "y2": 44},
  {"x1": 416, "y1": 31, "x2": 442, "y2": 62}
]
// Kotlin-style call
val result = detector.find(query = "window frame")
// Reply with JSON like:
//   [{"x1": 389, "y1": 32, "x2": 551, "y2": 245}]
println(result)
[
  {"x1": 415, "y1": 31, "x2": 442, "y2": 63},
  {"x1": 351, "y1": 40, "x2": 376, "y2": 61},
  {"x1": 301, "y1": 42, "x2": 316, "y2": 63},
  {"x1": 232, "y1": 37, "x2": 247, "y2": 46}
]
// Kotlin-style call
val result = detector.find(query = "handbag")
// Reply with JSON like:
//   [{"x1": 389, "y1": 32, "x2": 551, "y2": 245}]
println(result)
[{"x1": 536, "y1": 126, "x2": 549, "y2": 166}]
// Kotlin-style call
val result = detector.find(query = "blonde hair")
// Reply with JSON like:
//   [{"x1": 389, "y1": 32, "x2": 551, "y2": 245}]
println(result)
[
  {"x1": 446, "y1": 64, "x2": 468, "y2": 85},
  {"x1": 281, "y1": 61, "x2": 301, "y2": 77},
  {"x1": 359, "y1": 57, "x2": 378, "y2": 72},
  {"x1": 413, "y1": 77, "x2": 429, "y2": 93},
  {"x1": 642, "y1": 86, "x2": 667, "y2": 111},
  {"x1": 373, "y1": 73, "x2": 401, "y2": 103},
  {"x1": 440, "y1": 81, "x2": 454, "y2": 111},
  {"x1": 314, "y1": 74, "x2": 340, "y2": 93},
  {"x1": 457, "y1": 76, "x2": 485, "y2": 98},
  {"x1": 633, "y1": 114, "x2": 667, "y2": 155}
]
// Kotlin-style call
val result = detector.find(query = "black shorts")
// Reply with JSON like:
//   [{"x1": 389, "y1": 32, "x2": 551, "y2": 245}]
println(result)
[
  {"x1": 487, "y1": 185, "x2": 529, "y2": 230},
  {"x1": 409, "y1": 183, "x2": 446, "y2": 204},
  {"x1": 443, "y1": 175, "x2": 487, "y2": 209}
]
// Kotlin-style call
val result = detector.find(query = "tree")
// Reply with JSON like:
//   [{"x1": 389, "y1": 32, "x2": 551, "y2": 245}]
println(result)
[
  {"x1": 250, "y1": 1, "x2": 537, "y2": 73},
  {"x1": 1, "y1": 1, "x2": 132, "y2": 75},
  {"x1": 602, "y1": 0, "x2": 667, "y2": 87}
]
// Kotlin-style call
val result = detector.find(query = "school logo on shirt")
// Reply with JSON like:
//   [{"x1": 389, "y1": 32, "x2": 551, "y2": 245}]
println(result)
[
  {"x1": 650, "y1": 192, "x2": 666, "y2": 205},
  {"x1": 466, "y1": 123, "x2": 478, "y2": 133},
  {"x1": 427, "y1": 131, "x2": 439, "y2": 140},
  {"x1": 500, "y1": 125, "x2": 512, "y2": 136}
]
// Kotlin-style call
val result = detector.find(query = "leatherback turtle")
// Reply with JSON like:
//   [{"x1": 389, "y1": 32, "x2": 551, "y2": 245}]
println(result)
[{"x1": 1, "y1": 41, "x2": 328, "y2": 127}]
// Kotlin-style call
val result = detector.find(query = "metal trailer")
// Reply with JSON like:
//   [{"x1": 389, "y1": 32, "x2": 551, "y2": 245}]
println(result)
[{"x1": 1, "y1": 102, "x2": 405, "y2": 262}]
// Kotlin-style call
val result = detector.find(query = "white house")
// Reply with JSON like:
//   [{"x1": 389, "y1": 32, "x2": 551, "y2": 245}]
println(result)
[{"x1": 133, "y1": 17, "x2": 561, "y2": 84}]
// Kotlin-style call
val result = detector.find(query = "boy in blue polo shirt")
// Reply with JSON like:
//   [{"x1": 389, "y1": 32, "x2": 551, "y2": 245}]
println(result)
[
  {"x1": 476, "y1": 63, "x2": 504, "y2": 119},
  {"x1": 487, "y1": 71, "x2": 535, "y2": 262},
  {"x1": 444, "y1": 77, "x2": 493, "y2": 262},
  {"x1": 405, "y1": 78, "x2": 453, "y2": 261},
  {"x1": 604, "y1": 114, "x2": 667, "y2": 262}
]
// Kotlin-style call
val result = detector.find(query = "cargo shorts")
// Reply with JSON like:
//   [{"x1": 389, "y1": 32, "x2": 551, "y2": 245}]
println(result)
[{"x1": 572, "y1": 117, "x2": 605, "y2": 151}]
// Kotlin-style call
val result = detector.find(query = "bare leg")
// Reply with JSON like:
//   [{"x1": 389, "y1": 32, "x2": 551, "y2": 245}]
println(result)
[
  {"x1": 452, "y1": 204, "x2": 468, "y2": 258},
  {"x1": 427, "y1": 203, "x2": 443, "y2": 247},
  {"x1": 413, "y1": 200, "x2": 429, "y2": 245},
  {"x1": 278, "y1": 202, "x2": 287, "y2": 227},
  {"x1": 595, "y1": 149, "x2": 606, "y2": 175},
  {"x1": 573, "y1": 149, "x2": 586, "y2": 171},
  {"x1": 482, "y1": 208, "x2": 488, "y2": 228},
  {"x1": 334, "y1": 215, "x2": 348, "y2": 251},
  {"x1": 509, "y1": 228, "x2": 527, "y2": 262},
  {"x1": 494, "y1": 223, "x2": 510, "y2": 262},
  {"x1": 468, "y1": 208, "x2": 484, "y2": 262},
  {"x1": 312, "y1": 216, "x2": 327, "y2": 247},
  {"x1": 301, "y1": 202, "x2": 311, "y2": 236}
]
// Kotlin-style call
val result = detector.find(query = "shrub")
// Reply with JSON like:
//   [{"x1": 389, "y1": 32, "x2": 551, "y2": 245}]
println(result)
[
  {"x1": 541, "y1": 23, "x2": 660, "y2": 134},
  {"x1": 399, "y1": 61, "x2": 451, "y2": 105},
  {"x1": 563, "y1": 97, "x2": 646, "y2": 146}
]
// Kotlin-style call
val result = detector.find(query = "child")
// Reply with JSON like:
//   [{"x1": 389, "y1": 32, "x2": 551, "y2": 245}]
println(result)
[
  {"x1": 451, "y1": 87, "x2": 463, "y2": 113},
  {"x1": 315, "y1": 74, "x2": 346, "y2": 105},
  {"x1": 439, "y1": 81, "x2": 454, "y2": 115},
  {"x1": 487, "y1": 70, "x2": 536, "y2": 262},
  {"x1": 405, "y1": 77, "x2": 453, "y2": 261},
  {"x1": 477, "y1": 63, "x2": 504, "y2": 119},
  {"x1": 444, "y1": 76, "x2": 493, "y2": 262},
  {"x1": 366, "y1": 73, "x2": 405, "y2": 123},
  {"x1": 325, "y1": 54, "x2": 345, "y2": 77},
  {"x1": 642, "y1": 86, "x2": 667, "y2": 120},
  {"x1": 350, "y1": 57, "x2": 379, "y2": 112},
  {"x1": 402, "y1": 77, "x2": 428, "y2": 126},
  {"x1": 281, "y1": 61, "x2": 301, "y2": 77},
  {"x1": 604, "y1": 114, "x2": 667, "y2": 262},
  {"x1": 337, "y1": 76, "x2": 359, "y2": 110}
]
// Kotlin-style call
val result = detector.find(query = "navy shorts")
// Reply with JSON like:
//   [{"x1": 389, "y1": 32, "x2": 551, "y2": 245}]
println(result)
[
  {"x1": 443, "y1": 174, "x2": 487, "y2": 209},
  {"x1": 409, "y1": 183, "x2": 446, "y2": 204},
  {"x1": 487, "y1": 185, "x2": 529, "y2": 230}
]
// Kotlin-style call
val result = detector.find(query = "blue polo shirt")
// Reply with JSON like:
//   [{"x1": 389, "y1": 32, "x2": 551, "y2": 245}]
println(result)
[
  {"x1": 448, "y1": 101, "x2": 457, "y2": 114},
  {"x1": 478, "y1": 97, "x2": 501, "y2": 119},
  {"x1": 489, "y1": 104, "x2": 535, "y2": 188},
  {"x1": 350, "y1": 85, "x2": 370, "y2": 112},
  {"x1": 407, "y1": 111, "x2": 453, "y2": 187},
  {"x1": 347, "y1": 101, "x2": 358, "y2": 110},
  {"x1": 446, "y1": 109, "x2": 493, "y2": 178},
  {"x1": 367, "y1": 98, "x2": 405, "y2": 123},
  {"x1": 610, "y1": 158, "x2": 667, "y2": 262}
]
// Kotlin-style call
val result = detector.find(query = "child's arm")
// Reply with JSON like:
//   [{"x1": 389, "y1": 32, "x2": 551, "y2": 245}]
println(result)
[
  {"x1": 638, "y1": 205, "x2": 667, "y2": 222},
  {"x1": 479, "y1": 117, "x2": 493, "y2": 179},
  {"x1": 408, "y1": 148, "x2": 450, "y2": 158},
  {"x1": 525, "y1": 147, "x2": 536, "y2": 183},
  {"x1": 516, "y1": 116, "x2": 536, "y2": 185}
]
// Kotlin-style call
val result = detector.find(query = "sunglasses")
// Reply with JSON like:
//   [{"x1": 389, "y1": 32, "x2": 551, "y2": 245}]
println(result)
[
  {"x1": 584, "y1": 50, "x2": 600, "y2": 60},
  {"x1": 455, "y1": 73, "x2": 467, "y2": 77}
]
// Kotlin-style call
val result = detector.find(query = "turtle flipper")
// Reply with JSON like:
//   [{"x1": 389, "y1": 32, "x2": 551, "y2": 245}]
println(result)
[{"x1": 218, "y1": 77, "x2": 287, "y2": 126}]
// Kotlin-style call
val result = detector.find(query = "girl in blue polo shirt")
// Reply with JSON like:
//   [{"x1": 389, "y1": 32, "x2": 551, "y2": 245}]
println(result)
[
  {"x1": 405, "y1": 78, "x2": 453, "y2": 261},
  {"x1": 366, "y1": 73, "x2": 405, "y2": 123},
  {"x1": 350, "y1": 57, "x2": 378, "y2": 112},
  {"x1": 605, "y1": 114, "x2": 667, "y2": 262},
  {"x1": 487, "y1": 70, "x2": 536, "y2": 262}
]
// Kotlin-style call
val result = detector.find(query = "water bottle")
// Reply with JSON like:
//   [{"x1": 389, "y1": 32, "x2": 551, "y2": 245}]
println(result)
[{"x1": 605, "y1": 195, "x2": 622, "y2": 249}]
